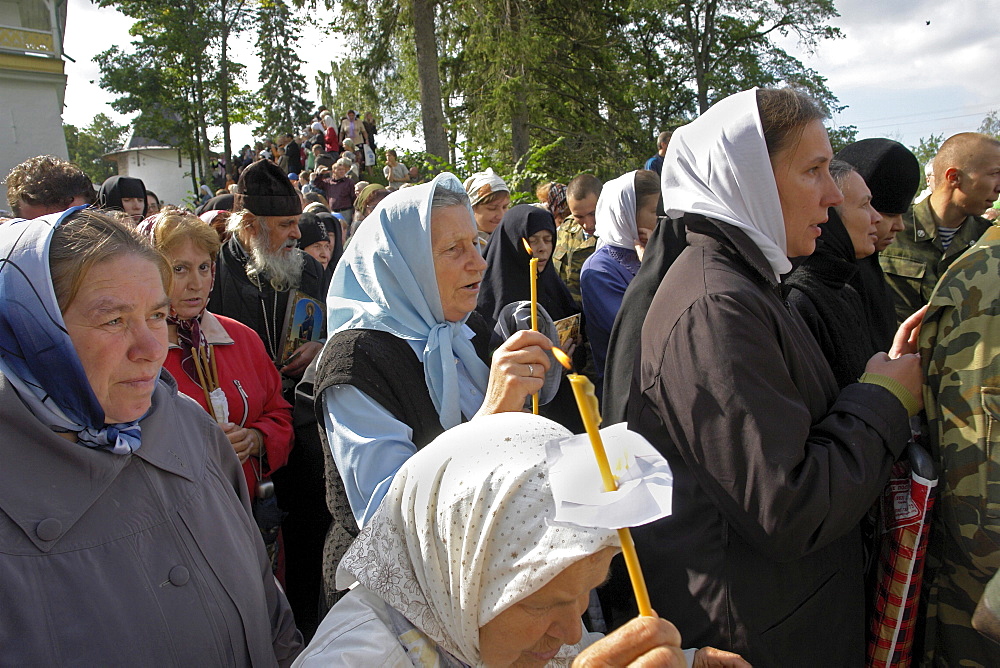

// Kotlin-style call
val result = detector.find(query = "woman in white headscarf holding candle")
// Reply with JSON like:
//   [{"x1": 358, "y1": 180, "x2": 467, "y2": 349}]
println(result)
[
  {"x1": 619, "y1": 88, "x2": 925, "y2": 665},
  {"x1": 579, "y1": 169, "x2": 660, "y2": 393},
  {"x1": 296, "y1": 412, "x2": 748, "y2": 667}
]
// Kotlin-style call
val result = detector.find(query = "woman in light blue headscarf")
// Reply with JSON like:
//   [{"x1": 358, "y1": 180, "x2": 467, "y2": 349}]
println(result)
[
  {"x1": 0, "y1": 207, "x2": 300, "y2": 663},
  {"x1": 312, "y1": 173, "x2": 552, "y2": 595}
]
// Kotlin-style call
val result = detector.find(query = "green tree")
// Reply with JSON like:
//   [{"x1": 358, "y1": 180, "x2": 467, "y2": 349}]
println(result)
[
  {"x1": 95, "y1": 0, "x2": 252, "y2": 191},
  {"x1": 310, "y1": 0, "x2": 449, "y2": 160},
  {"x1": 911, "y1": 133, "x2": 943, "y2": 168},
  {"x1": 253, "y1": 0, "x2": 313, "y2": 138},
  {"x1": 63, "y1": 113, "x2": 128, "y2": 183},
  {"x1": 305, "y1": 0, "x2": 843, "y2": 184},
  {"x1": 979, "y1": 110, "x2": 1000, "y2": 140},
  {"x1": 826, "y1": 124, "x2": 858, "y2": 154},
  {"x1": 660, "y1": 0, "x2": 841, "y2": 114}
]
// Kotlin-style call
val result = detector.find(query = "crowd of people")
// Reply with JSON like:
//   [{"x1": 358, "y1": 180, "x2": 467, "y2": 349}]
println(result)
[{"x1": 3, "y1": 88, "x2": 1000, "y2": 667}]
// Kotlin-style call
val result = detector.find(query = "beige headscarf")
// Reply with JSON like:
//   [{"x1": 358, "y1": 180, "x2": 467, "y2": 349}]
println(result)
[
  {"x1": 337, "y1": 412, "x2": 620, "y2": 665},
  {"x1": 463, "y1": 168, "x2": 510, "y2": 207}
]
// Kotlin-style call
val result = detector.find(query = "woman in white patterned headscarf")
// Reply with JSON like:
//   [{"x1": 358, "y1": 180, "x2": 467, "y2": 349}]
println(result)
[
  {"x1": 295, "y1": 412, "x2": 694, "y2": 667},
  {"x1": 463, "y1": 168, "x2": 511, "y2": 253}
]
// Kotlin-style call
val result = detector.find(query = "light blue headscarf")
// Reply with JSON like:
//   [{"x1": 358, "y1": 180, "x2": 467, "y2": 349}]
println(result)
[
  {"x1": 0, "y1": 207, "x2": 142, "y2": 454},
  {"x1": 327, "y1": 173, "x2": 491, "y2": 430}
]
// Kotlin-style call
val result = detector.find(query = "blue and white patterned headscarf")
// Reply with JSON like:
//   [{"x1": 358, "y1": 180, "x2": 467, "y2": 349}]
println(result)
[
  {"x1": 0, "y1": 207, "x2": 143, "y2": 454},
  {"x1": 326, "y1": 173, "x2": 491, "y2": 430}
]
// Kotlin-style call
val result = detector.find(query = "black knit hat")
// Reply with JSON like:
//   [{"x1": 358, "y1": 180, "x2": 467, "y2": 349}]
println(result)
[
  {"x1": 234, "y1": 159, "x2": 303, "y2": 216},
  {"x1": 297, "y1": 211, "x2": 328, "y2": 248},
  {"x1": 835, "y1": 139, "x2": 920, "y2": 215}
]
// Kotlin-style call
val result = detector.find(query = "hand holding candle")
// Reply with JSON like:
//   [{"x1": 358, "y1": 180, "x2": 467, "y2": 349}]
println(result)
[
  {"x1": 552, "y1": 346, "x2": 655, "y2": 618},
  {"x1": 522, "y1": 238, "x2": 540, "y2": 414}
]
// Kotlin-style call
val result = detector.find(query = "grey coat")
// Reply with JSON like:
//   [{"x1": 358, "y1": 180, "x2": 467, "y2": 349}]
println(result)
[{"x1": 0, "y1": 370, "x2": 302, "y2": 666}]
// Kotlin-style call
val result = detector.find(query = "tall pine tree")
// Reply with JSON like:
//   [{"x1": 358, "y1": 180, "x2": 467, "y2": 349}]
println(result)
[{"x1": 254, "y1": 0, "x2": 313, "y2": 138}]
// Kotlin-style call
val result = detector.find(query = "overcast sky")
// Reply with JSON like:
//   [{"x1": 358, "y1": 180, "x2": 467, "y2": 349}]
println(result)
[{"x1": 61, "y1": 0, "x2": 1000, "y2": 154}]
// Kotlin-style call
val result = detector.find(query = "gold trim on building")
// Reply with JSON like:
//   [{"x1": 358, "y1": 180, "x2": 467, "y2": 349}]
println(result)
[
  {"x1": 0, "y1": 26, "x2": 55, "y2": 54},
  {"x1": 0, "y1": 52, "x2": 64, "y2": 75}
]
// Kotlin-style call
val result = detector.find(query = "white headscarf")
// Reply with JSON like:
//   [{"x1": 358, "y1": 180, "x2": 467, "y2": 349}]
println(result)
[
  {"x1": 595, "y1": 170, "x2": 638, "y2": 250},
  {"x1": 661, "y1": 87, "x2": 789, "y2": 280},
  {"x1": 463, "y1": 168, "x2": 510, "y2": 207},
  {"x1": 338, "y1": 412, "x2": 620, "y2": 665}
]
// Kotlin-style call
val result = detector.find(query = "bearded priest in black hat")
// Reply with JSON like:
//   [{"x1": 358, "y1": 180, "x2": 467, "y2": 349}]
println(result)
[{"x1": 209, "y1": 158, "x2": 325, "y2": 378}]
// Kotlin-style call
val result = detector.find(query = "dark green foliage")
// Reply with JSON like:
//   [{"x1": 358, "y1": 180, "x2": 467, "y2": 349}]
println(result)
[
  {"x1": 62, "y1": 113, "x2": 128, "y2": 183},
  {"x1": 253, "y1": 0, "x2": 313, "y2": 137},
  {"x1": 911, "y1": 133, "x2": 944, "y2": 168},
  {"x1": 95, "y1": 0, "x2": 253, "y2": 193},
  {"x1": 309, "y1": 0, "x2": 843, "y2": 189},
  {"x1": 827, "y1": 124, "x2": 859, "y2": 155}
]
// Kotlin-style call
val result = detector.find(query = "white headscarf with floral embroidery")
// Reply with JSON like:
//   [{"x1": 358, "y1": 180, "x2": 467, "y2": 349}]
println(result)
[{"x1": 337, "y1": 412, "x2": 620, "y2": 665}]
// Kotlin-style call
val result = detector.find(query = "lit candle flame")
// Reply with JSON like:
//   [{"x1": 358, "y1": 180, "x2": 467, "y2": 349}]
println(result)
[
  {"x1": 552, "y1": 346, "x2": 572, "y2": 370},
  {"x1": 521, "y1": 237, "x2": 533, "y2": 256}
]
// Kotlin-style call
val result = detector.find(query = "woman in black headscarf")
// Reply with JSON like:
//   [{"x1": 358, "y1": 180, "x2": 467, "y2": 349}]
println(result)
[
  {"x1": 97, "y1": 175, "x2": 148, "y2": 224},
  {"x1": 835, "y1": 139, "x2": 921, "y2": 351},
  {"x1": 477, "y1": 203, "x2": 578, "y2": 323},
  {"x1": 785, "y1": 159, "x2": 884, "y2": 389},
  {"x1": 476, "y1": 203, "x2": 582, "y2": 431}
]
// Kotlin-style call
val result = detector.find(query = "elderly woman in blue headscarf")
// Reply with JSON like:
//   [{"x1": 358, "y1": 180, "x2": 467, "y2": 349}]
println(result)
[
  {"x1": 312, "y1": 174, "x2": 552, "y2": 592},
  {"x1": 0, "y1": 208, "x2": 300, "y2": 663}
]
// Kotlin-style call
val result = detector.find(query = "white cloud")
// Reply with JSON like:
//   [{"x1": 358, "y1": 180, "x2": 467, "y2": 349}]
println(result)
[{"x1": 776, "y1": 0, "x2": 1000, "y2": 144}]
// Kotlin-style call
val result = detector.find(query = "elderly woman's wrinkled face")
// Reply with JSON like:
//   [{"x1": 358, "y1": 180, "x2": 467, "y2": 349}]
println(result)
[
  {"x1": 167, "y1": 238, "x2": 214, "y2": 320},
  {"x1": 479, "y1": 547, "x2": 617, "y2": 667},
  {"x1": 304, "y1": 239, "x2": 332, "y2": 268},
  {"x1": 527, "y1": 230, "x2": 553, "y2": 274},
  {"x1": 432, "y1": 205, "x2": 487, "y2": 322},
  {"x1": 873, "y1": 212, "x2": 905, "y2": 252},
  {"x1": 62, "y1": 254, "x2": 170, "y2": 423}
]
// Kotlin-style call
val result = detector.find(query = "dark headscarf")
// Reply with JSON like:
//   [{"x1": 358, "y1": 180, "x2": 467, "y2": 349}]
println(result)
[
  {"x1": 836, "y1": 139, "x2": 921, "y2": 349},
  {"x1": 476, "y1": 204, "x2": 578, "y2": 323},
  {"x1": 97, "y1": 176, "x2": 147, "y2": 218},
  {"x1": 784, "y1": 208, "x2": 880, "y2": 389},
  {"x1": 297, "y1": 211, "x2": 328, "y2": 249},
  {"x1": 315, "y1": 211, "x2": 344, "y2": 268},
  {"x1": 601, "y1": 216, "x2": 688, "y2": 422},
  {"x1": 195, "y1": 193, "x2": 234, "y2": 216}
]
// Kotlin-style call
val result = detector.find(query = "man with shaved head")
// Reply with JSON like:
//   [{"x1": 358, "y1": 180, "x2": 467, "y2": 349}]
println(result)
[
  {"x1": 554, "y1": 173, "x2": 602, "y2": 302},
  {"x1": 880, "y1": 132, "x2": 1000, "y2": 323}
]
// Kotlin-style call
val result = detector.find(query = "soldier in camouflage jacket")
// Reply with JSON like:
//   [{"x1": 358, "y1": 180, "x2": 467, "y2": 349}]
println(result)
[
  {"x1": 920, "y1": 224, "x2": 1000, "y2": 666},
  {"x1": 881, "y1": 197, "x2": 991, "y2": 325},
  {"x1": 882, "y1": 132, "x2": 1000, "y2": 327},
  {"x1": 553, "y1": 214, "x2": 597, "y2": 303}
]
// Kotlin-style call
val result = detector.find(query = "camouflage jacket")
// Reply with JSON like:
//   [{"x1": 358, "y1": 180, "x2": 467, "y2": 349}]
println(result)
[
  {"x1": 880, "y1": 197, "x2": 991, "y2": 326},
  {"x1": 919, "y1": 224, "x2": 1000, "y2": 666},
  {"x1": 553, "y1": 216, "x2": 597, "y2": 303}
]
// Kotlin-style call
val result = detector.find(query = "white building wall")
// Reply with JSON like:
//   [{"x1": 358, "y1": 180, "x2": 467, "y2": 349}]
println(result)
[
  {"x1": 112, "y1": 147, "x2": 193, "y2": 210},
  {"x1": 0, "y1": 72, "x2": 68, "y2": 206}
]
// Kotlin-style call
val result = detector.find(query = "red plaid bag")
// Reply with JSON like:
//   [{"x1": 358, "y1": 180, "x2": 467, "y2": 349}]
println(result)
[{"x1": 866, "y1": 444, "x2": 938, "y2": 668}]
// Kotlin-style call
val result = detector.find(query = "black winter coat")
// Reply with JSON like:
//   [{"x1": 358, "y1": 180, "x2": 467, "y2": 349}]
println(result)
[{"x1": 623, "y1": 215, "x2": 910, "y2": 666}]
